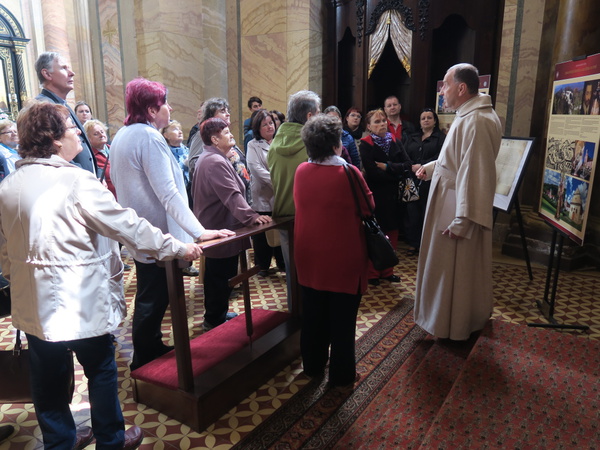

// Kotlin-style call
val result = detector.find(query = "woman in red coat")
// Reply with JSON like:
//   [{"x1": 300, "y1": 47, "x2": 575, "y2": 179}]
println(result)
[{"x1": 294, "y1": 114, "x2": 374, "y2": 387}]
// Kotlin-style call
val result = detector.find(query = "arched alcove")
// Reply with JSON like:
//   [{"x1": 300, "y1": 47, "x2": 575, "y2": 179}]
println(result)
[{"x1": 0, "y1": 4, "x2": 29, "y2": 120}]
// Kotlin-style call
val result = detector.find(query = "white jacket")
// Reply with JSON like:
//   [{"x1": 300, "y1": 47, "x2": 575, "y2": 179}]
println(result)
[{"x1": 0, "y1": 155, "x2": 188, "y2": 341}]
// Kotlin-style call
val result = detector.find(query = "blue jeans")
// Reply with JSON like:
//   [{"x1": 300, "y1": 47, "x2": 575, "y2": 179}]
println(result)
[{"x1": 27, "y1": 333, "x2": 125, "y2": 449}]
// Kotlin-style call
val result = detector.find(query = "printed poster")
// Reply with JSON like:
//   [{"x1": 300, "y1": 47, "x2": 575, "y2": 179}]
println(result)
[{"x1": 539, "y1": 53, "x2": 600, "y2": 245}]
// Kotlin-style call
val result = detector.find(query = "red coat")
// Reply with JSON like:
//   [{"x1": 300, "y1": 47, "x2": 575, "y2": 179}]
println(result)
[{"x1": 293, "y1": 162, "x2": 374, "y2": 295}]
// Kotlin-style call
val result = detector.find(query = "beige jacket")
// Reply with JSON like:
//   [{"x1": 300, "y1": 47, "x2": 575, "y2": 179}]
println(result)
[{"x1": 0, "y1": 155, "x2": 187, "y2": 341}]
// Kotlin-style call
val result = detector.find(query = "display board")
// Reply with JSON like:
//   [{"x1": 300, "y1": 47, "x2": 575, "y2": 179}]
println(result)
[
  {"x1": 494, "y1": 137, "x2": 535, "y2": 212},
  {"x1": 538, "y1": 53, "x2": 600, "y2": 245}
]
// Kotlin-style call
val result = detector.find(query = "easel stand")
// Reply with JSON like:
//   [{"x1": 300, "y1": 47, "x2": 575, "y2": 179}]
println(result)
[
  {"x1": 527, "y1": 227, "x2": 588, "y2": 331},
  {"x1": 494, "y1": 197, "x2": 533, "y2": 280}
]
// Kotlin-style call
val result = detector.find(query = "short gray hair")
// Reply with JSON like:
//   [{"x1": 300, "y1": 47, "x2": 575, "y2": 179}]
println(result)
[
  {"x1": 301, "y1": 114, "x2": 342, "y2": 162},
  {"x1": 287, "y1": 90, "x2": 321, "y2": 125},
  {"x1": 449, "y1": 63, "x2": 479, "y2": 95},
  {"x1": 35, "y1": 52, "x2": 60, "y2": 84},
  {"x1": 200, "y1": 98, "x2": 229, "y2": 123}
]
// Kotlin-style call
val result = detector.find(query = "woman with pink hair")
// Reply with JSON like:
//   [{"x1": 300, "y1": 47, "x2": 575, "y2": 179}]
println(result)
[{"x1": 110, "y1": 78, "x2": 233, "y2": 370}]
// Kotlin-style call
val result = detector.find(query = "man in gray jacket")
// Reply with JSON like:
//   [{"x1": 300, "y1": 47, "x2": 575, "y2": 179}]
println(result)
[{"x1": 34, "y1": 51, "x2": 96, "y2": 174}]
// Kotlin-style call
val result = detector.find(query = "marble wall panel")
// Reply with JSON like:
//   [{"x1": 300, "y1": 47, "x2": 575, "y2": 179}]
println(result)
[
  {"x1": 512, "y1": 0, "x2": 545, "y2": 137},
  {"x1": 287, "y1": 0, "x2": 310, "y2": 33},
  {"x1": 241, "y1": 0, "x2": 286, "y2": 36},
  {"x1": 286, "y1": 30, "x2": 311, "y2": 97},
  {"x1": 495, "y1": 2, "x2": 517, "y2": 132},
  {"x1": 99, "y1": 0, "x2": 124, "y2": 135},
  {"x1": 226, "y1": 0, "x2": 241, "y2": 138},
  {"x1": 241, "y1": 33, "x2": 287, "y2": 119}
]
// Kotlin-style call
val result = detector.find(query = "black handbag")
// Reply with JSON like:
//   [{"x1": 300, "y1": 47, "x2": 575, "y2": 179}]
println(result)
[
  {"x1": 343, "y1": 165, "x2": 399, "y2": 271},
  {"x1": 0, "y1": 272, "x2": 10, "y2": 318},
  {"x1": 0, "y1": 330, "x2": 32, "y2": 403},
  {"x1": 0, "y1": 329, "x2": 76, "y2": 404}
]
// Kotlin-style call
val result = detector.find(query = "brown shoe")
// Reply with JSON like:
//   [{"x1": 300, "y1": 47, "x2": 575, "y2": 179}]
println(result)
[
  {"x1": 74, "y1": 426, "x2": 94, "y2": 449},
  {"x1": 123, "y1": 426, "x2": 144, "y2": 450}
]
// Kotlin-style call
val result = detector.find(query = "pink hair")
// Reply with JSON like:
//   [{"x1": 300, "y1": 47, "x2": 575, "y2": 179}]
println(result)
[{"x1": 124, "y1": 77, "x2": 167, "y2": 126}]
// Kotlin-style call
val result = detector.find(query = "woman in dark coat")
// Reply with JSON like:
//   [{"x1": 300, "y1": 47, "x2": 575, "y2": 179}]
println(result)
[
  {"x1": 359, "y1": 109, "x2": 414, "y2": 286},
  {"x1": 403, "y1": 108, "x2": 445, "y2": 255}
]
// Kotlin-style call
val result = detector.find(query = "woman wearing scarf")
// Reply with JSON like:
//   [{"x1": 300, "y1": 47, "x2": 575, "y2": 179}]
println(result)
[{"x1": 359, "y1": 109, "x2": 414, "y2": 286}]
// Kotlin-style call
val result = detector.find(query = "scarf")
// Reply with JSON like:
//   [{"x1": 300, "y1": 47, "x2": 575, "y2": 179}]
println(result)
[{"x1": 371, "y1": 132, "x2": 393, "y2": 155}]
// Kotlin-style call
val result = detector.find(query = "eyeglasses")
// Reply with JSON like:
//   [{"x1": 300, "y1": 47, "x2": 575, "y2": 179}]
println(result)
[
  {"x1": 348, "y1": 113, "x2": 362, "y2": 118},
  {"x1": 0, "y1": 130, "x2": 17, "y2": 135}
]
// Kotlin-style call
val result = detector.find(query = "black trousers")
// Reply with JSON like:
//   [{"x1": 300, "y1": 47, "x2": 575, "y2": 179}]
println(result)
[
  {"x1": 300, "y1": 285, "x2": 361, "y2": 385},
  {"x1": 131, "y1": 260, "x2": 170, "y2": 369},
  {"x1": 204, "y1": 255, "x2": 239, "y2": 326},
  {"x1": 251, "y1": 231, "x2": 285, "y2": 271}
]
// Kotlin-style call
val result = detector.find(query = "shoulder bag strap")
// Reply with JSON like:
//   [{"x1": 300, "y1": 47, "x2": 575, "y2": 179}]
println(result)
[{"x1": 343, "y1": 164, "x2": 375, "y2": 219}]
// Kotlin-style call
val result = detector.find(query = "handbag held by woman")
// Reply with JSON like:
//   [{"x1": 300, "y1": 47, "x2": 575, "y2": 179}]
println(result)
[{"x1": 343, "y1": 165, "x2": 399, "y2": 271}]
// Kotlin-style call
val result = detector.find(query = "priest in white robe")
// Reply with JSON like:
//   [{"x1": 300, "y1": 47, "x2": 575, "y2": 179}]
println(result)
[{"x1": 414, "y1": 63, "x2": 502, "y2": 340}]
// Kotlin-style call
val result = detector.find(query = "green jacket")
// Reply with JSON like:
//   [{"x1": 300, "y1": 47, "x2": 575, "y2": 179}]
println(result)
[{"x1": 267, "y1": 122, "x2": 308, "y2": 218}]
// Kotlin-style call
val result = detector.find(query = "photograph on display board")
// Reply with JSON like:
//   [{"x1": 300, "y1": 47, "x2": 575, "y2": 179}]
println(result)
[
  {"x1": 538, "y1": 53, "x2": 600, "y2": 245},
  {"x1": 552, "y1": 79, "x2": 600, "y2": 115}
]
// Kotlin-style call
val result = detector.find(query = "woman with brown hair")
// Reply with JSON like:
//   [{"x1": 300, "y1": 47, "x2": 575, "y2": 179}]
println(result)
[{"x1": 0, "y1": 101, "x2": 206, "y2": 449}]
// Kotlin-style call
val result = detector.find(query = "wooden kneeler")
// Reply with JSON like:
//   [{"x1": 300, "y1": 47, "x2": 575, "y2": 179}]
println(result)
[{"x1": 130, "y1": 218, "x2": 301, "y2": 432}]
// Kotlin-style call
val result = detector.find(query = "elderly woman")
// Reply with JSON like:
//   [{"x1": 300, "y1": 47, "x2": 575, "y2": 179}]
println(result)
[
  {"x1": 360, "y1": 109, "x2": 414, "y2": 286},
  {"x1": 188, "y1": 98, "x2": 251, "y2": 201},
  {"x1": 403, "y1": 108, "x2": 445, "y2": 255},
  {"x1": 0, "y1": 101, "x2": 206, "y2": 449},
  {"x1": 294, "y1": 114, "x2": 374, "y2": 387},
  {"x1": 161, "y1": 120, "x2": 191, "y2": 196},
  {"x1": 74, "y1": 101, "x2": 93, "y2": 124},
  {"x1": 84, "y1": 119, "x2": 115, "y2": 197},
  {"x1": 324, "y1": 105, "x2": 360, "y2": 167},
  {"x1": 110, "y1": 78, "x2": 234, "y2": 370},
  {"x1": 193, "y1": 117, "x2": 271, "y2": 331},
  {"x1": 246, "y1": 109, "x2": 285, "y2": 276},
  {"x1": 0, "y1": 119, "x2": 20, "y2": 175}
]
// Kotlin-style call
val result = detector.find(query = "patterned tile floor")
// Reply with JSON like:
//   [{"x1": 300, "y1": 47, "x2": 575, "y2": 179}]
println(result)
[{"x1": 0, "y1": 243, "x2": 598, "y2": 449}]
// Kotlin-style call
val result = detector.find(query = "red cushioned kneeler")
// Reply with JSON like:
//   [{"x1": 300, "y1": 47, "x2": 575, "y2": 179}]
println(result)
[
  {"x1": 131, "y1": 310, "x2": 300, "y2": 432},
  {"x1": 130, "y1": 220, "x2": 301, "y2": 432}
]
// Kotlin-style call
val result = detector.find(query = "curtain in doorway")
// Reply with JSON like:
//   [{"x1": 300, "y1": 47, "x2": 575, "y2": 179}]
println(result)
[{"x1": 368, "y1": 9, "x2": 412, "y2": 78}]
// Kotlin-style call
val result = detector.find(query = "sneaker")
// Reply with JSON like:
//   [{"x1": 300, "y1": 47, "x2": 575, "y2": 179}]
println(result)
[
  {"x1": 226, "y1": 312, "x2": 238, "y2": 320},
  {"x1": 182, "y1": 266, "x2": 200, "y2": 276},
  {"x1": 123, "y1": 263, "x2": 132, "y2": 271}
]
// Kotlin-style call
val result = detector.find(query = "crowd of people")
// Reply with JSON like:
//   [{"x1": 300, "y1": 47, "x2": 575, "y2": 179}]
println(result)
[{"x1": 0, "y1": 52, "x2": 502, "y2": 447}]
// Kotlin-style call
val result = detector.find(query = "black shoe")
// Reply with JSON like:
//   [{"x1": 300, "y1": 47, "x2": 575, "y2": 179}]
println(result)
[
  {"x1": 123, "y1": 263, "x2": 132, "y2": 271},
  {"x1": 0, "y1": 425, "x2": 15, "y2": 444},
  {"x1": 74, "y1": 426, "x2": 94, "y2": 450},
  {"x1": 123, "y1": 426, "x2": 144, "y2": 449},
  {"x1": 383, "y1": 275, "x2": 400, "y2": 282},
  {"x1": 182, "y1": 266, "x2": 200, "y2": 276},
  {"x1": 157, "y1": 344, "x2": 174, "y2": 357},
  {"x1": 257, "y1": 270, "x2": 269, "y2": 277},
  {"x1": 368, "y1": 278, "x2": 380, "y2": 286}
]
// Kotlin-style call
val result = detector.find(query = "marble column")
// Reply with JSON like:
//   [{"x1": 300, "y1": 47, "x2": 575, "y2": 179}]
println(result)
[{"x1": 40, "y1": 0, "x2": 71, "y2": 56}]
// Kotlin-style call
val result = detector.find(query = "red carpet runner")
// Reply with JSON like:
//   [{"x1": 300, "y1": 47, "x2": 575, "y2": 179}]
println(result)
[{"x1": 236, "y1": 301, "x2": 600, "y2": 448}]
